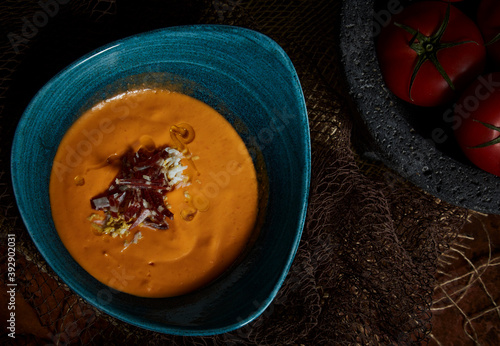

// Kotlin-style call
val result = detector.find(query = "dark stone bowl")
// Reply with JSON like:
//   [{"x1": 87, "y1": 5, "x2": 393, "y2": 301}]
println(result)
[{"x1": 339, "y1": 0, "x2": 500, "y2": 214}]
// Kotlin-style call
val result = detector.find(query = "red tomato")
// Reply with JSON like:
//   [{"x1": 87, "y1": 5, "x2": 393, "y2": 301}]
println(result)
[
  {"x1": 377, "y1": 1, "x2": 486, "y2": 107},
  {"x1": 477, "y1": 0, "x2": 500, "y2": 67},
  {"x1": 454, "y1": 72, "x2": 500, "y2": 177}
]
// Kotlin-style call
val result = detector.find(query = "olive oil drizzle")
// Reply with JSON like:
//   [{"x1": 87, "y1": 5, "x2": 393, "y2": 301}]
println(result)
[{"x1": 170, "y1": 123, "x2": 199, "y2": 176}]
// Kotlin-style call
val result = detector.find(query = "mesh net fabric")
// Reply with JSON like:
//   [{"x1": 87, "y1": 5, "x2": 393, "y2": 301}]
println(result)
[{"x1": 0, "y1": 0, "x2": 470, "y2": 344}]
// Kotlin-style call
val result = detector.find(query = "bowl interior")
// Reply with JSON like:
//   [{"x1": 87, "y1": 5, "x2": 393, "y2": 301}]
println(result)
[
  {"x1": 11, "y1": 25, "x2": 310, "y2": 335},
  {"x1": 340, "y1": 0, "x2": 500, "y2": 214}
]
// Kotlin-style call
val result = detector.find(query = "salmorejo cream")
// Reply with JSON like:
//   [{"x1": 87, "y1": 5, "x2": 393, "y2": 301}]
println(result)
[{"x1": 49, "y1": 89, "x2": 259, "y2": 298}]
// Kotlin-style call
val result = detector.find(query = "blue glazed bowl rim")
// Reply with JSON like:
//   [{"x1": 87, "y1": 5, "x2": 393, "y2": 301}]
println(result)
[{"x1": 11, "y1": 24, "x2": 311, "y2": 336}]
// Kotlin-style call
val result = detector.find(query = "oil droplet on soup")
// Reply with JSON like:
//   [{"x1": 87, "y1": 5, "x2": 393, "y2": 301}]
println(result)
[{"x1": 49, "y1": 89, "x2": 259, "y2": 298}]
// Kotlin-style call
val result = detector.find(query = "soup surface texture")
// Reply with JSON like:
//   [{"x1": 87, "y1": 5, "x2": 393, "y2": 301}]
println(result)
[{"x1": 49, "y1": 89, "x2": 259, "y2": 298}]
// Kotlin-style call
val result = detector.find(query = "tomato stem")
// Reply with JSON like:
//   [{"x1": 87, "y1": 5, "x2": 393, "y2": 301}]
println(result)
[{"x1": 394, "y1": 2, "x2": 478, "y2": 101}]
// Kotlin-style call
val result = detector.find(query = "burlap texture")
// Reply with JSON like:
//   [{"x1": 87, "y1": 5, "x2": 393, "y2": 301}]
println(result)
[{"x1": 0, "y1": 0, "x2": 469, "y2": 344}]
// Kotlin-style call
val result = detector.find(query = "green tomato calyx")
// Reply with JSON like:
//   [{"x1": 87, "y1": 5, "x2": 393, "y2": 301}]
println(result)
[
  {"x1": 394, "y1": 3, "x2": 477, "y2": 101},
  {"x1": 469, "y1": 120, "x2": 500, "y2": 149},
  {"x1": 486, "y1": 32, "x2": 500, "y2": 46}
]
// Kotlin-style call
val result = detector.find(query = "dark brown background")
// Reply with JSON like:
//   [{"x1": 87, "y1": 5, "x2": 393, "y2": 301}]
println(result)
[{"x1": 0, "y1": 0, "x2": 498, "y2": 344}]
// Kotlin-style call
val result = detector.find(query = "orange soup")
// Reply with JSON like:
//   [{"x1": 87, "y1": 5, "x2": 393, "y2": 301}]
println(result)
[{"x1": 49, "y1": 89, "x2": 259, "y2": 298}]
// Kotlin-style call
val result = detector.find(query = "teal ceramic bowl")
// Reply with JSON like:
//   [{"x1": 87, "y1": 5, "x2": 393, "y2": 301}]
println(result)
[{"x1": 11, "y1": 25, "x2": 310, "y2": 335}]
